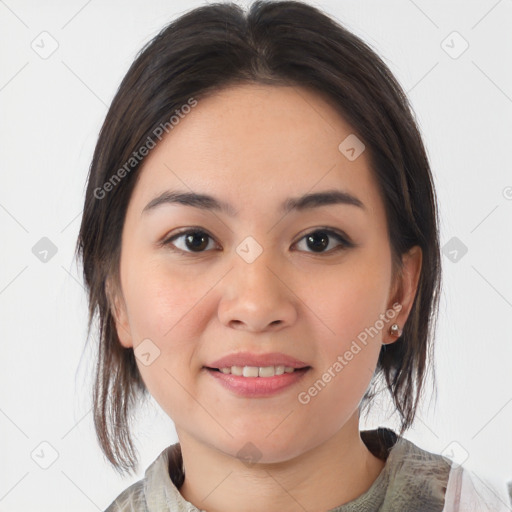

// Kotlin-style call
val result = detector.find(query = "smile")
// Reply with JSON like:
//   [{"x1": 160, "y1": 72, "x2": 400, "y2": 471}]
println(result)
[
  {"x1": 204, "y1": 366, "x2": 311, "y2": 397},
  {"x1": 212, "y1": 365, "x2": 300, "y2": 377}
]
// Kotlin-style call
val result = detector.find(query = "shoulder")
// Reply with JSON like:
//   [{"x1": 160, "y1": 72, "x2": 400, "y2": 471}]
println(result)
[
  {"x1": 103, "y1": 479, "x2": 146, "y2": 512},
  {"x1": 443, "y1": 464, "x2": 512, "y2": 512},
  {"x1": 364, "y1": 428, "x2": 511, "y2": 512},
  {"x1": 359, "y1": 428, "x2": 451, "y2": 510},
  {"x1": 102, "y1": 443, "x2": 187, "y2": 512},
  {"x1": 384, "y1": 432, "x2": 452, "y2": 509}
]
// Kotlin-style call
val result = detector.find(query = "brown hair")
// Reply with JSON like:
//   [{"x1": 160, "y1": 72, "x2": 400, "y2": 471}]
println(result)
[{"x1": 75, "y1": 0, "x2": 441, "y2": 476}]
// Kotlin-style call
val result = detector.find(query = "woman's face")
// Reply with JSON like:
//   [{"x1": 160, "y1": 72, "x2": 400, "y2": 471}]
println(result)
[{"x1": 110, "y1": 84, "x2": 421, "y2": 462}]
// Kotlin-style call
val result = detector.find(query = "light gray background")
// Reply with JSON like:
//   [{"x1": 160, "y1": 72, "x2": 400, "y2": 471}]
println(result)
[{"x1": 1, "y1": 0, "x2": 511, "y2": 510}]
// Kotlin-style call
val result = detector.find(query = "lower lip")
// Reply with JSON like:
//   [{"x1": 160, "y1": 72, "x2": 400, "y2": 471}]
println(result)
[{"x1": 205, "y1": 367, "x2": 310, "y2": 397}]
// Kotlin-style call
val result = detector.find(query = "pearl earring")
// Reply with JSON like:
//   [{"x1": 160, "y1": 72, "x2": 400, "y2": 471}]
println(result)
[{"x1": 389, "y1": 323, "x2": 402, "y2": 337}]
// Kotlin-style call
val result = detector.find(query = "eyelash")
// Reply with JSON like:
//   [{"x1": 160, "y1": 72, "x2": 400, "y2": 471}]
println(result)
[{"x1": 160, "y1": 227, "x2": 355, "y2": 256}]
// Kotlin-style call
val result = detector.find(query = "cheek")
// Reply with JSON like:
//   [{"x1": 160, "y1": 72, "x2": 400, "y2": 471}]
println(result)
[
  {"x1": 127, "y1": 287, "x2": 201, "y2": 423},
  {"x1": 310, "y1": 261, "x2": 392, "y2": 349},
  {"x1": 120, "y1": 256, "x2": 209, "y2": 411},
  {"x1": 298, "y1": 296, "x2": 384, "y2": 429},
  {"x1": 122, "y1": 255, "x2": 208, "y2": 340},
  {"x1": 299, "y1": 254, "x2": 390, "y2": 408}
]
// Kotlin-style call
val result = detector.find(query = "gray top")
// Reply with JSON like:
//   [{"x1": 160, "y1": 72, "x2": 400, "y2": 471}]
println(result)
[{"x1": 103, "y1": 427, "x2": 511, "y2": 512}]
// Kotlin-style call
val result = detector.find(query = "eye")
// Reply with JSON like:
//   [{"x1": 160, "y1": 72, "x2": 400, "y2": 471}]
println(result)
[
  {"x1": 162, "y1": 229, "x2": 218, "y2": 253},
  {"x1": 294, "y1": 228, "x2": 353, "y2": 254},
  {"x1": 161, "y1": 227, "x2": 354, "y2": 255}
]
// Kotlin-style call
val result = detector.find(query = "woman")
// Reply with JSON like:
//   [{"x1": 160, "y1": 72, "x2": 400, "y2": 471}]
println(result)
[{"x1": 75, "y1": 1, "x2": 511, "y2": 510}]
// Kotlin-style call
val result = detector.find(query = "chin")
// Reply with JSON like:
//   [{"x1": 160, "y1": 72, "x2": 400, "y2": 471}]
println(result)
[{"x1": 213, "y1": 431, "x2": 315, "y2": 466}]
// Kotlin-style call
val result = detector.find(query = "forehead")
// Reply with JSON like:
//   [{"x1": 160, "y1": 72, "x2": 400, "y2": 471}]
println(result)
[{"x1": 129, "y1": 84, "x2": 384, "y2": 222}]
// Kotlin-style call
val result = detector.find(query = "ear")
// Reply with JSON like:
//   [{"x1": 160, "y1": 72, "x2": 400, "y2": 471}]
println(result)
[
  {"x1": 384, "y1": 245, "x2": 422, "y2": 345},
  {"x1": 105, "y1": 276, "x2": 134, "y2": 349}
]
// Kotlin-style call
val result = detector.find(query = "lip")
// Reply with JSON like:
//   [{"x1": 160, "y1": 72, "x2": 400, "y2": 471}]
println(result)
[
  {"x1": 205, "y1": 366, "x2": 311, "y2": 398},
  {"x1": 206, "y1": 352, "x2": 310, "y2": 370}
]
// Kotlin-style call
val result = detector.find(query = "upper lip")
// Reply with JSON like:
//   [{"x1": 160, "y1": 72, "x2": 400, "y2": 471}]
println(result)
[{"x1": 206, "y1": 352, "x2": 310, "y2": 369}]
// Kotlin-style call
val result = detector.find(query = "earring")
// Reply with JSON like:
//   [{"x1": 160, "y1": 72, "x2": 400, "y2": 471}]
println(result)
[{"x1": 389, "y1": 324, "x2": 402, "y2": 338}]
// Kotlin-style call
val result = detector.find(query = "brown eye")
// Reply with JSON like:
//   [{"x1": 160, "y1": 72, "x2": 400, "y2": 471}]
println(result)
[
  {"x1": 305, "y1": 231, "x2": 330, "y2": 252},
  {"x1": 295, "y1": 229, "x2": 353, "y2": 254},
  {"x1": 163, "y1": 229, "x2": 218, "y2": 253},
  {"x1": 162, "y1": 227, "x2": 354, "y2": 256}
]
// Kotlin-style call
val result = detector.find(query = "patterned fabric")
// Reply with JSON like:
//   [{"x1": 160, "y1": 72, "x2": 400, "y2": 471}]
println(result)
[{"x1": 104, "y1": 427, "x2": 512, "y2": 512}]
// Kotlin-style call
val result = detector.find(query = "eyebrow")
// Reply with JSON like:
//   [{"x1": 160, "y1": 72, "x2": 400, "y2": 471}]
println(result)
[{"x1": 141, "y1": 189, "x2": 366, "y2": 217}]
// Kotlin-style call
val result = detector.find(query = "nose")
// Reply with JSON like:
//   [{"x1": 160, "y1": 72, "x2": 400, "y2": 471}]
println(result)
[{"x1": 217, "y1": 247, "x2": 298, "y2": 332}]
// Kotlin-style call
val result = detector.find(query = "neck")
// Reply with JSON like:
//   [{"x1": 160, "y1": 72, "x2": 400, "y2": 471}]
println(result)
[{"x1": 177, "y1": 414, "x2": 386, "y2": 512}]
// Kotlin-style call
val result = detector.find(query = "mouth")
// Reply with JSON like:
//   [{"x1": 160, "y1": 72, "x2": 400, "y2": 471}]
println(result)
[
  {"x1": 204, "y1": 365, "x2": 311, "y2": 377},
  {"x1": 203, "y1": 364, "x2": 312, "y2": 397}
]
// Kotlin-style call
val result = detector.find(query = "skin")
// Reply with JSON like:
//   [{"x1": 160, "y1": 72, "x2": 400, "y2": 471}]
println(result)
[{"x1": 109, "y1": 83, "x2": 422, "y2": 512}]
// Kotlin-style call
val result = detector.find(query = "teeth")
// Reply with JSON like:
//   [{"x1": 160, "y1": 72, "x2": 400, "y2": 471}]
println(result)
[{"x1": 217, "y1": 365, "x2": 297, "y2": 377}]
